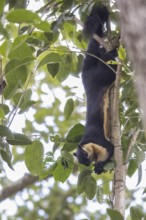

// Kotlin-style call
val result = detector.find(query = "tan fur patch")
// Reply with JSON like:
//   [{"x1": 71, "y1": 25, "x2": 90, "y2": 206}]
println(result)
[
  {"x1": 103, "y1": 89, "x2": 109, "y2": 139},
  {"x1": 82, "y1": 143, "x2": 109, "y2": 163},
  {"x1": 103, "y1": 83, "x2": 114, "y2": 139},
  {"x1": 82, "y1": 143, "x2": 94, "y2": 161}
]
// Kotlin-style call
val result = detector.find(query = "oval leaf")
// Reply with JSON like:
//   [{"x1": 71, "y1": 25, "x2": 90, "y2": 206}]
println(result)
[
  {"x1": 7, "y1": 133, "x2": 32, "y2": 145},
  {"x1": 84, "y1": 175, "x2": 96, "y2": 199},
  {"x1": 62, "y1": 123, "x2": 85, "y2": 151},
  {"x1": 25, "y1": 141, "x2": 44, "y2": 176},
  {"x1": 4, "y1": 84, "x2": 18, "y2": 100},
  {"x1": 127, "y1": 159, "x2": 138, "y2": 177},
  {"x1": 9, "y1": 43, "x2": 33, "y2": 61},
  {"x1": 0, "y1": 125, "x2": 14, "y2": 139},
  {"x1": 77, "y1": 170, "x2": 92, "y2": 194},
  {"x1": 107, "y1": 209, "x2": 124, "y2": 220},
  {"x1": 64, "y1": 98, "x2": 74, "y2": 121},
  {"x1": 6, "y1": 9, "x2": 40, "y2": 23},
  {"x1": 0, "y1": 142, "x2": 14, "y2": 170},
  {"x1": 66, "y1": 123, "x2": 85, "y2": 143},
  {"x1": 130, "y1": 206, "x2": 143, "y2": 220}
]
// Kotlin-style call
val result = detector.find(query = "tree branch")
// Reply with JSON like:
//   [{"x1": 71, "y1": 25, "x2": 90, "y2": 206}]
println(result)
[
  {"x1": 110, "y1": 63, "x2": 126, "y2": 217},
  {"x1": 0, "y1": 173, "x2": 38, "y2": 202}
]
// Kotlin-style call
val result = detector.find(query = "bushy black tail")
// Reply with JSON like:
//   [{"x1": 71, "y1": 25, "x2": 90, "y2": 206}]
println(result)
[{"x1": 83, "y1": 5, "x2": 109, "y2": 38}]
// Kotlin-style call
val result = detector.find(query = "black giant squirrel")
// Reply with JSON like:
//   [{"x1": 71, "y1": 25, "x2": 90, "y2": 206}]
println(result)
[{"x1": 74, "y1": 5, "x2": 117, "y2": 174}]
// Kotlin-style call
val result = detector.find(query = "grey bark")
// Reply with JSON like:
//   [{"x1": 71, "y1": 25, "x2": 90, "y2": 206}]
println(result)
[{"x1": 117, "y1": 0, "x2": 146, "y2": 130}]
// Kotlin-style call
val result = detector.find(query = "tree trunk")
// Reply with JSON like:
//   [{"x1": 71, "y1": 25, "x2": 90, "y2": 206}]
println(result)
[{"x1": 116, "y1": 0, "x2": 146, "y2": 129}]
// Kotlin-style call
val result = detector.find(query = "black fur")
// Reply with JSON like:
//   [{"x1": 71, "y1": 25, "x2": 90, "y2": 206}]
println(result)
[{"x1": 75, "y1": 5, "x2": 117, "y2": 174}]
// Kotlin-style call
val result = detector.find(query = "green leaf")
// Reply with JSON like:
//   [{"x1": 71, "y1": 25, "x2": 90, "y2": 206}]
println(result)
[
  {"x1": 56, "y1": 54, "x2": 71, "y2": 82},
  {"x1": 66, "y1": 123, "x2": 84, "y2": 143},
  {"x1": 84, "y1": 175, "x2": 96, "y2": 199},
  {"x1": 118, "y1": 45, "x2": 126, "y2": 61},
  {"x1": 6, "y1": 9, "x2": 40, "y2": 23},
  {"x1": 25, "y1": 141, "x2": 44, "y2": 176},
  {"x1": 64, "y1": 98, "x2": 74, "y2": 121},
  {"x1": 107, "y1": 209, "x2": 124, "y2": 220},
  {"x1": 47, "y1": 63, "x2": 59, "y2": 78},
  {"x1": 5, "y1": 57, "x2": 35, "y2": 75},
  {"x1": 5, "y1": 59, "x2": 19, "y2": 74},
  {"x1": 77, "y1": 170, "x2": 92, "y2": 194},
  {"x1": 62, "y1": 124, "x2": 84, "y2": 151},
  {"x1": 34, "y1": 20, "x2": 50, "y2": 32},
  {"x1": 9, "y1": 42, "x2": 33, "y2": 61},
  {"x1": 0, "y1": 125, "x2": 14, "y2": 139},
  {"x1": 127, "y1": 159, "x2": 138, "y2": 177},
  {"x1": 61, "y1": 142, "x2": 77, "y2": 152},
  {"x1": 4, "y1": 84, "x2": 18, "y2": 100},
  {"x1": 53, "y1": 157, "x2": 73, "y2": 183},
  {"x1": 7, "y1": 133, "x2": 32, "y2": 145},
  {"x1": 130, "y1": 206, "x2": 144, "y2": 220},
  {"x1": 37, "y1": 53, "x2": 61, "y2": 69},
  {"x1": 6, "y1": 65, "x2": 28, "y2": 88},
  {"x1": 0, "y1": 142, "x2": 14, "y2": 170}
]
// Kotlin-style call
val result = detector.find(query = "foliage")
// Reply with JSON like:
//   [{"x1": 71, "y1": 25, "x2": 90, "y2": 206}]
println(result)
[{"x1": 0, "y1": 0, "x2": 146, "y2": 219}]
